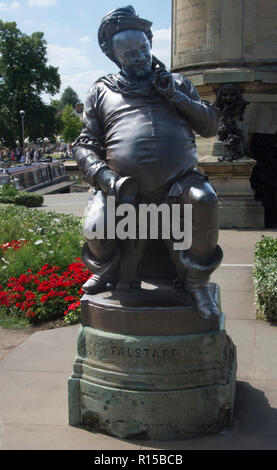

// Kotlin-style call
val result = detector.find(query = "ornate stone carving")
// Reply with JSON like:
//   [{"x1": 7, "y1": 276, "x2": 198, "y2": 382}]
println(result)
[{"x1": 215, "y1": 83, "x2": 249, "y2": 162}]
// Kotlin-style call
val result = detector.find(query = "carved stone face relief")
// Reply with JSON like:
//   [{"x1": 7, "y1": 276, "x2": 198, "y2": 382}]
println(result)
[
  {"x1": 220, "y1": 87, "x2": 239, "y2": 105},
  {"x1": 215, "y1": 83, "x2": 249, "y2": 161}
]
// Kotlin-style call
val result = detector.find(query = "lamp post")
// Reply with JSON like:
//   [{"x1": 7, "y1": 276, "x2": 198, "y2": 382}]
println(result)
[{"x1": 19, "y1": 110, "x2": 25, "y2": 163}]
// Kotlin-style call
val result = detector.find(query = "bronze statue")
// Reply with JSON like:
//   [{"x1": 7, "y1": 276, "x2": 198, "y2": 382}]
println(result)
[{"x1": 73, "y1": 5, "x2": 223, "y2": 320}]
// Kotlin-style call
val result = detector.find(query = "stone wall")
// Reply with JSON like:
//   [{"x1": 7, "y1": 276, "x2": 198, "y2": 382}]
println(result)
[{"x1": 172, "y1": 0, "x2": 277, "y2": 73}]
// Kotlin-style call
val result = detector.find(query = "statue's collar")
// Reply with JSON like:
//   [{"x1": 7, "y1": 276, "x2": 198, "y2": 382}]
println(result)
[{"x1": 99, "y1": 72, "x2": 156, "y2": 96}]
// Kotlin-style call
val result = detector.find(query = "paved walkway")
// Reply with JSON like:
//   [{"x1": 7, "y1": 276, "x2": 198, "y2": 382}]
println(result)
[{"x1": 1, "y1": 193, "x2": 277, "y2": 450}]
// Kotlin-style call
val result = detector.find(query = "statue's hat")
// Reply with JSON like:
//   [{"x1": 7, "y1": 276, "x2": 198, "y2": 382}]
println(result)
[{"x1": 98, "y1": 5, "x2": 153, "y2": 67}]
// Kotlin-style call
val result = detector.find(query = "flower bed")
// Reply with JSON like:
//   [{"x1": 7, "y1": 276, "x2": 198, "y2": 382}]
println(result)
[
  {"x1": 0, "y1": 260, "x2": 91, "y2": 325},
  {"x1": 0, "y1": 204, "x2": 89, "y2": 325},
  {"x1": 0, "y1": 204, "x2": 84, "y2": 285}
]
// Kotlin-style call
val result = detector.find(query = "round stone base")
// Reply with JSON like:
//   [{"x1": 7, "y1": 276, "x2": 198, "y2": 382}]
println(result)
[
  {"x1": 68, "y1": 324, "x2": 237, "y2": 440},
  {"x1": 69, "y1": 378, "x2": 236, "y2": 441}
]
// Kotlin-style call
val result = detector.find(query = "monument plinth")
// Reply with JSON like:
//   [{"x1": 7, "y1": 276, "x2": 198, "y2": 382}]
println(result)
[{"x1": 68, "y1": 283, "x2": 237, "y2": 441}]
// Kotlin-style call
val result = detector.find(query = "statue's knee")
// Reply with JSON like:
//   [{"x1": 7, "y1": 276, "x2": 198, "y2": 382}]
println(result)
[{"x1": 189, "y1": 184, "x2": 218, "y2": 207}]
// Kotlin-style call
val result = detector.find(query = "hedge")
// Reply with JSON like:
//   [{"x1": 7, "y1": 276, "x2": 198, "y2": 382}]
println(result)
[
  {"x1": 253, "y1": 236, "x2": 277, "y2": 322},
  {"x1": 0, "y1": 191, "x2": 44, "y2": 207}
]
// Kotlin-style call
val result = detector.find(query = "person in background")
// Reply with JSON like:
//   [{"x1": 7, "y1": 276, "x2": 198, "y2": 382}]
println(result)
[{"x1": 25, "y1": 148, "x2": 31, "y2": 165}]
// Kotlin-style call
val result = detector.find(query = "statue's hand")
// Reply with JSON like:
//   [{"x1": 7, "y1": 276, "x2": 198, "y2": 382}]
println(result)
[
  {"x1": 153, "y1": 70, "x2": 175, "y2": 100},
  {"x1": 96, "y1": 167, "x2": 120, "y2": 196}
]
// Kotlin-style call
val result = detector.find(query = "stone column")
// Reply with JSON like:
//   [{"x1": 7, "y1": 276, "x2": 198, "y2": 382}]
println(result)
[{"x1": 172, "y1": 0, "x2": 277, "y2": 228}]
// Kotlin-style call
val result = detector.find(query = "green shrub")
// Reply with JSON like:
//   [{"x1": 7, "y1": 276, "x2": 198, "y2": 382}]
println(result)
[
  {"x1": 0, "y1": 183, "x2": 18, "y2": 197},
  {"x1": 0, "y1": 184, "x2": 44, "y2": 207},
  {"x1": 0, "y1": 195, "x2": 16, "y2": 204},
  {"x1": 253, "y1": 236, "x2": 277, "y2": 322},
  {"x1": 15, "y1": 191, "x2": 44, "y2": 207}
]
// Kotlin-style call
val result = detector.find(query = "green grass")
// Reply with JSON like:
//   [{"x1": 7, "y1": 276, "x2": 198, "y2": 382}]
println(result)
[{"x1": 0, "y1": 310, "x2": 29, "y2": 329}]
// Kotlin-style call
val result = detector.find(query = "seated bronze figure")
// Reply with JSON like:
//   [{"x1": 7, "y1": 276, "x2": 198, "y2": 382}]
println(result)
[{"x1": 73, "y1": 6, "x2": 223, "y2": 320}]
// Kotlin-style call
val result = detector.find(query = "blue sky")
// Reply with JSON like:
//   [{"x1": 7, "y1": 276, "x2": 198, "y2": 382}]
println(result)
[{"x1": 0, "y1": 0, "x2": 172, "y2": 103}]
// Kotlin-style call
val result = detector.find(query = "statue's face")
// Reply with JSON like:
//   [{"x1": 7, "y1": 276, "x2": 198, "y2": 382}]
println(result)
[
  {"x1": 220, "y1": 87, "x2": 238, "y2": 104},
  {"x1": 112, "y1": 29, "x2": 152, "y2": 79}
]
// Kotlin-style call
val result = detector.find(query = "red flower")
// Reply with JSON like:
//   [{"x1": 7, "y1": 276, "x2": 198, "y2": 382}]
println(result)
[
  {"x1": 25, "y1": 291, "x2": 36, "y2": 300},
  {"x1": 67, "y1": 303, "x2": 77, "y2": 311},
  {"x1": 26, "y1": 311, "x2": 35, "y2": 318},
  {"x1": 64, "y1": 295, "x2": 77, "y2": 302},
  {"x1": 1, "y1": 256, "x2": 90, "y2": 324}
]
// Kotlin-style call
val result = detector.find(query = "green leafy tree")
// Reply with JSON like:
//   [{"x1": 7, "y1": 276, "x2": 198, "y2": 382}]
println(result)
[
  {"x1": 60, "y1": 86, "x2": 80, "y2": 109},
  {"x1": 0, "y1": 20, "x2": 61, "y2": 147},
  {"x1": 50, "y1": 99, "x2": 63, "y2": 112},
  {"x1": 0, "y1": 106, "x2": 16, "y2": 147},
  {"x1": 61, "y1": 104, "x2": 82, "y2": 144}
]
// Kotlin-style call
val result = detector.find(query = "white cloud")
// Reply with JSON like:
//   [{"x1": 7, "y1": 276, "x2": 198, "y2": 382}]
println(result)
[
  {"x1": 41, "y1": 21, "x2": 71, "y2": 34},
  {"x1": 152, "y1": 27, "x2": 172, "y2": 69},
  {"x1": 47, "y1": 44, "x2": 91, "y2": 74},
  {"x1": 47, "y1": 44, "x2": 105, "y2": 103},
  {"x1": 0, "y1": 1, "x2": 19, "y2": 11},
  {"x1": 79, "y1": 36, "x2": 91, "y2": 44},
  {"x1": 28, "y1": 0, "x2": 57, "y2": 7}
]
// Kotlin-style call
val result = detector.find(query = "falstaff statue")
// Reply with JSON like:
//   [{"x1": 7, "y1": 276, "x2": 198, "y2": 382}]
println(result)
[{"x1": 73, "y1": 6, "x2": 223, "y2": 320}]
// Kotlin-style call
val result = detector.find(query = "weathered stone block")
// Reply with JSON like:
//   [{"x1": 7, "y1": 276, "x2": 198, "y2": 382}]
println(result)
[
  {"x1": 218, "y1": 199, "x2": 264, "y2": 229},
  {"x1": 197, "y1": 159, "x2": 265, "y2": 229},
  {"x1": 68, "y1": 316, "x2": 237, "y2": 440}
]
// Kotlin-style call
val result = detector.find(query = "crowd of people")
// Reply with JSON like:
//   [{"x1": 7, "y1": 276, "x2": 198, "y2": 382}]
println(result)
[
  {"x1": 0, "y1": 147, "x2": 26, "y2": 163},
  {"x1": 0, "y1": 143, "x2": 72, "y2": 165}
]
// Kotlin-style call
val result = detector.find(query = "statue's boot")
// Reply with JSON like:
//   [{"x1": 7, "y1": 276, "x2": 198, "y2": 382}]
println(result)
[
  {"x1": 184, "y1": 245, "x2": 223, "y2": 319},
  {"x1": 186, "y1": 281, "x2": 220, "y2": 320},
  {"x1": 170, "y1": 179, "x2": 223, "y2": 319},
  {"x1": 81, "y1": 241, "x2": 120, "y2": 295},
  {"x1": 82, "y1": 274, "x2": 116, "y2": 295},
  {"x1": 168, "y1": 243, "x2": 223, "y2": 320}
]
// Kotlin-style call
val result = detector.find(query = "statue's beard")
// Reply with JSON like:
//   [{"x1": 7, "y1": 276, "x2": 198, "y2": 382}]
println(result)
[
  {"x1": 122, "y1": 61, "x2": 153, "y2": 80},
  {"x1": 135, "y1": 68, "x2": 151, "y2": 79}
]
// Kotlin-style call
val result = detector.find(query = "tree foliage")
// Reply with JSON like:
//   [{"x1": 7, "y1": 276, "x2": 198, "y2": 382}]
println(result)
[
  {"x1": 60, "y1": 86, "x2": 80, "y2": 109},
  {"x1": 50, "y1": 99, "x2": 63, "y2": 112},
  {"x1": 61, "y1": 105, "x2": 82, "y2": 143},
  {"x1": 0, "y1": 20, "x2": 61, "y2": 147}
]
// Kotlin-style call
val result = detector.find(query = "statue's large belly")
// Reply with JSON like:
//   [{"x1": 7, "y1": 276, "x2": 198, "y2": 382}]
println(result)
[{"x1": 105, "y1": 111, "x2": 197, "y2": 193}]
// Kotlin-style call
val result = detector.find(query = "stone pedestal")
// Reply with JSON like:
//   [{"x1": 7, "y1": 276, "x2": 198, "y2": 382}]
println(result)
[
  {"x1": 198, "y1": 157, "x2": 264, "y2": 228},
  {"x1": 68, "y1": 282, "x2": 237, "y2": 440}
]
